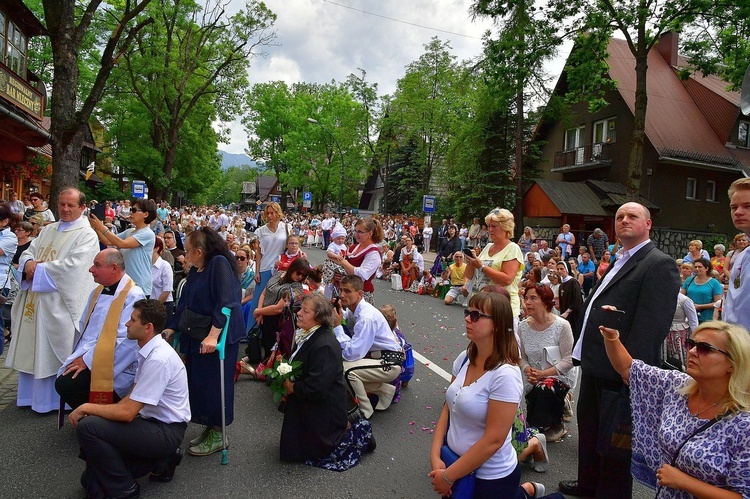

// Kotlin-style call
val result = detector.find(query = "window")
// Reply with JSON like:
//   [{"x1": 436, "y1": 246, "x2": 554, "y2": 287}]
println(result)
[
  {"x1": 564, "y1": 126, "x2": 585, "y2": 150},
  {"x1": 706, "y1": 180, "x2": 716, "y2": 202},
  {"x1": 5, "y1": 20, "x2": 26, "y2": 76},
  {"x1": 740, "y1": 122, "x2": 750, "y2": 148},
  {"x1": 593, "y1": 118, "x2": 616, "y2": 143},
  {"x1": 0, "y1": 12, "x2": 5, "y2": 63},
  {"x1": 686, "y1": 177, "x2": 697, "y2": 200}
]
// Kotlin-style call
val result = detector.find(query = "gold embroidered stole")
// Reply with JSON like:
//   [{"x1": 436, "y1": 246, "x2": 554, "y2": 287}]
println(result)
[{"x1": 88, "y1": 278, "x2": 133, "y2": 404}]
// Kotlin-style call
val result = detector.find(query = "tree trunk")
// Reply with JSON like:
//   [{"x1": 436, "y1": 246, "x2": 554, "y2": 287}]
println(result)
[
  {"x1": 626, "y1": 44, "x2": 649, "y2": 199},
  {"x1": 44, "y1": 0, "x2": 82, "y2": 215},
  {"x1": 513, "y1": 1, "x2": 526, "y2": 238}
]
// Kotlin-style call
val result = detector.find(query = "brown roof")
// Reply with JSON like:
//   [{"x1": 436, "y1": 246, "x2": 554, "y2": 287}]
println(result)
[
  {"x1": 532, "y1": 179, "x2": 659, "y2": 217},
  {"x1": 606, "y1": 38, "x2": 746, "y2": 173}
]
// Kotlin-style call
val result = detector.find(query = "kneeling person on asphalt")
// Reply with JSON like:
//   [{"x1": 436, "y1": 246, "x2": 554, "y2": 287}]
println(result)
[
  {"x1": 333, "y1": 275, "x2": 403, "y2": 418},
  {"x1": 69, "y1": 299, "x2": 190, "y2": 499}
]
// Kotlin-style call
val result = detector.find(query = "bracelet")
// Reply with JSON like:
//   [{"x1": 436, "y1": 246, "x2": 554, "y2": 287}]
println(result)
[
  {"x1": 441, "y1": 469, "x2": 454, "y2": 485},
  {"x1": 603, "y1": 330, "x2": 620, "y2": 342},
  {"x1": 101, "y1": 228, "x2": 110, "y2": 235}
]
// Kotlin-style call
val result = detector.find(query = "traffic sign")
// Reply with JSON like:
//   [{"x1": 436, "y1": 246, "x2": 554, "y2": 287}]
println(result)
[
  {"x1": 132, "y1": 180, "x2": 146, "y2": 199},
  {"x1": 423, "y1": 195, "x2": 436, "y2": 213},
  {"x1": 303, "y1": 191, "x2": 312, "y2": 201}
]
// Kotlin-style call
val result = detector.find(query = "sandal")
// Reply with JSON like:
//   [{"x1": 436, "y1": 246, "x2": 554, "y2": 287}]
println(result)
[{"x1": 236, "y1": 360, "x2": 259, "y2": 380}]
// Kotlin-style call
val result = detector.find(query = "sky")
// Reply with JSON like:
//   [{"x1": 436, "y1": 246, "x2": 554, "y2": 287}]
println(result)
[{"x1": 219, "y1": 0, "x2": 568, "y2": 155}]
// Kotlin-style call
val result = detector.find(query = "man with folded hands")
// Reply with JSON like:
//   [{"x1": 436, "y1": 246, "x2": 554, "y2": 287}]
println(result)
[
  {"x1": 333, "y1": 275, "x2": 403, "y2": 418},
  {"x1": 69, "y1": 299, "x2": 190, "y2": 499}
]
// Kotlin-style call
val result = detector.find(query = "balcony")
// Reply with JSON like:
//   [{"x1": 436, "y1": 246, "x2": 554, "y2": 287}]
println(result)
[{"x1": 553, "y1": 142, "x2": 613, "y2": 172}]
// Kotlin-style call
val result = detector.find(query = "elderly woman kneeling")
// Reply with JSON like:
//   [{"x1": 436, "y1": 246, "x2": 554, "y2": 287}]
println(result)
[{"x1": 280, "y1": 293, "x2": 374, "y2": 470}]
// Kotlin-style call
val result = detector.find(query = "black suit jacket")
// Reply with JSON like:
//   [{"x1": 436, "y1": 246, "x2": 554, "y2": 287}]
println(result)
[
  {"x1": 280, "y1": 325, "x2": 348, "y2": 462},
  {"x1": 575, "y1": 241, "x2": 680, "y2": 381}
]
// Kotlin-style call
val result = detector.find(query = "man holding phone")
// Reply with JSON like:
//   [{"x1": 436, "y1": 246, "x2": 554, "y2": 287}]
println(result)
[{"x1": 559, "y1": 202, "x2": 679, "y2": 499}]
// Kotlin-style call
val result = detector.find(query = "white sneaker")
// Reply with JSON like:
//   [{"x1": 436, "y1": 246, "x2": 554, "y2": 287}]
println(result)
[{"x1": 533, "y1": 433, "x2": 549, "y2": 473}]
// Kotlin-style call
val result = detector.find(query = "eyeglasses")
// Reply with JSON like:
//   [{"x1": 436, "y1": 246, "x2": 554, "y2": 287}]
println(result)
[
  {"x1": 356, "y1": 230, "x2": 370, "y2": 235},
  {"x1": 235, "y1": 255, "x2": 247, "y2": 261},
  {"x1": 131, "y1": 208, "x2": 143, "y2": 213},
  {"x1": 685, "y1": 338, "x2": 732, "y2": 359},
  {"x1": 464, "y1": 309, "x2": 492, "y2": 322}
]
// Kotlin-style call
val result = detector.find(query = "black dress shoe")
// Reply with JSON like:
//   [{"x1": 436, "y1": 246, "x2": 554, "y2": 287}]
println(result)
[
  {"x1": 107, "y1": 482, "x2": 140, "y2": 499},
  {"x1": 149, "y1": 447, "x2": 184, "y2": 483},
  {"x1": 558, "y1": 480, "x2": 595, "y2": 497},
  {"x1": 365, "y1": 434, "x2": 376, "y2": 453}
]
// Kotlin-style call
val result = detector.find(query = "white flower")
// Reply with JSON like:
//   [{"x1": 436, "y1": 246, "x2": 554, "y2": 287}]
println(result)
[{"x1": 276, "y1": 362, "x2": 293, "y2": 376}]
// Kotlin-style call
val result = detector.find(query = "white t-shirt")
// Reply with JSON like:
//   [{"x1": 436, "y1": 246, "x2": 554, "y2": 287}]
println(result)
[
  {"x1": 256, "y1": 222, "x2": 288, "y2": 273},
  {"x1": 327, "y1": 241, "x2": 347, "y2": 256},
  {"x1": 445, "y1": 351, "x2": 522, "y2": 480}
]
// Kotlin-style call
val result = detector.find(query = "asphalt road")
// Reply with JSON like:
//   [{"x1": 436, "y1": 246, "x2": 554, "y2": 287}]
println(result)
[{"x1": 0, "y1": 247, "x2": 653, "y2": 498}]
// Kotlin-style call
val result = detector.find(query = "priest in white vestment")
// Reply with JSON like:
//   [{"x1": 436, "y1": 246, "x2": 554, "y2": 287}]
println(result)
[
  {"x1": 55, "y1": 249, "x2": 145, "y2": 409},
  {"x1": 5, "y1": 188, "x2": 100, "y2": 413}
]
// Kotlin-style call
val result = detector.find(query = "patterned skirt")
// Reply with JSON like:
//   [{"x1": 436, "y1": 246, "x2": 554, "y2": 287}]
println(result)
[{"x1": 305, "y1": 418, "x2": 373, "y2": 471}]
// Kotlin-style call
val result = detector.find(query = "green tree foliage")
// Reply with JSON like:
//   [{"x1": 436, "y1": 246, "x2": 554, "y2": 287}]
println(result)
[
  {"x1": 244, "y1": 81, "x2": 373, "y2": 212},
  {"x1": 380, "y1": 38, "x2": 471, "y2": 212},
  {"x1": 681, "y1": 3, "x2": 750, "y2": 90},
  {"x1": 40, "y1": 0, "x2": 154, "y2": 213},
  {"x1": 113, "y1": 0, "x2": 276, "y2": 200},
  {"x1": 205, "y1": 165, "x2": 259, "y2": 207}
]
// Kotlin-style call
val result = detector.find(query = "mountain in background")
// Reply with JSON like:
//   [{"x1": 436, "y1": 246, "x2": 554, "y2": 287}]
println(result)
[{"x1": 219, "y1": 150, "x2": 259, "y2": 170}]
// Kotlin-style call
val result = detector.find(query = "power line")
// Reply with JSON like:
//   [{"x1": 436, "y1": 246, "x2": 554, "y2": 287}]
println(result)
[{"x1": 320, "y1": 0, "x2": 483, "y2": 40}]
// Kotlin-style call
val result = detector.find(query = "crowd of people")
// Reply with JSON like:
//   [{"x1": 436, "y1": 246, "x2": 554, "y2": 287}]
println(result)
[{"x1": 2, "y1": 176, "x2": 750, "y2": 498}]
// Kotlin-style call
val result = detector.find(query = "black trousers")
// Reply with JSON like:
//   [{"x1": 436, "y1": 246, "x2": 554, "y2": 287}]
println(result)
[
  {"x1": 77, "y1": 415, "x2": 186, "y2": 498},
  {"x1": 55, "y1": 370, "x2": 121, "y2": 410},
  {"x1": 576, "y1": 372, "x2": 632, "y2": 499}
]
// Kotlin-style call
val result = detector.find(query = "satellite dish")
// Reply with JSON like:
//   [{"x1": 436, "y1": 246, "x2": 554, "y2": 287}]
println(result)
[{"x1": 741, "y1": 64, "x2": 750, "y2": 116}]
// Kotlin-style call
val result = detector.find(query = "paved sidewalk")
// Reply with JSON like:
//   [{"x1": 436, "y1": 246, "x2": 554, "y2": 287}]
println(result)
[{"x1": 0, "y1": 345, "x2": 18, "y2": 411}]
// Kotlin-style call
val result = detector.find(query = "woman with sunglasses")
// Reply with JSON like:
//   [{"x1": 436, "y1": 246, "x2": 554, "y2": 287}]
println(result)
[
  {"x1": 236, "y1": 246, "x2": 256, "y2": 327},
  {"x1": 464, "y1": 208, "x2": 524, "y2": 329},
  {"x1": 600, "y1": 318, "x2": 750, "y2": 497},
  {"x1": 429, "y1": 291, "x2": 560, "y2": 499}
]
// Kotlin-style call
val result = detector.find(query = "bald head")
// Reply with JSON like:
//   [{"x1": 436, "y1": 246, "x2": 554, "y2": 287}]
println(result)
[
  {"x1": 89, "y1": 249, "x2": 126, "y2": 287},
  {"x1": 615, "y1": 202, "x2": 652, "y2": 249}
]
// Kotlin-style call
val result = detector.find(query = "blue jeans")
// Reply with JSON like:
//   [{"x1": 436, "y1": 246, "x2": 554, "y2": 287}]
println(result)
[{"x1": 246, "y1": 269, "x2": 272, "y2": 331}]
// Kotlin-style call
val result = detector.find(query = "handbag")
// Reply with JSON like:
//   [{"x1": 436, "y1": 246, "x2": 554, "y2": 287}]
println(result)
[
  {"x1": 245, "y1": 324, "x2": 263, "y2": 364},
  {"x1": 597, "y1": 386, "x2": 632, "y2": 462},
  {"x1": 541, "y1": 346, "x2": 562, "y2": 370},
  {"x1": 0, "y1": 268, "x2": 13, "y2": 306},
  {"x1": 178, "y1": 308, "x2": 212, "y2": 341},
  {"x1": 440, "y1": 444, "x2": 476, "y2": 499}
]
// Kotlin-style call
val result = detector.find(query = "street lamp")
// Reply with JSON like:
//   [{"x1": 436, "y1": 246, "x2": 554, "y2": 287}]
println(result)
[{"x1": 307, "y1": 117, "x2": 345, "y2": 218}]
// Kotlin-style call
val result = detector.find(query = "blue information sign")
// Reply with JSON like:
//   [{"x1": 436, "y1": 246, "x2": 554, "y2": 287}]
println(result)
[
  {"x1": 132, "y1": 180, "x2": 146, "y2": 199},
  {"x1": 423, "y1": 195, "x2": 436, "y2": 213},
  {"x1": 303, "y1": 191, "x2": 312, "y2": 201}
]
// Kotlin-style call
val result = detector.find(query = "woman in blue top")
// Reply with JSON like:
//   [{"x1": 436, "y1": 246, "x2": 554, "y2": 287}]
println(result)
[
  {"x1": 681, "y1": 258, "x2": 722, "y2": 324},
  {"x1": 90, "y1": 199, "x2": 156, "y2": 297}
]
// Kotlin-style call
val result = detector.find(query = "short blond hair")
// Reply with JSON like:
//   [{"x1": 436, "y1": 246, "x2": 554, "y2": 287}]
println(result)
[
  {"x1": 264, "y1": 202, "x2": 283, "y2": 220},
  {"x1": 728, "y1": 177, "x2": 750, "y2": 199},
  {"x1": 485, "y1": 208, "x2": 515, "y2": 239},
  {"x1": 689, "y1": 239, "x2": 703, "y2": 250}
]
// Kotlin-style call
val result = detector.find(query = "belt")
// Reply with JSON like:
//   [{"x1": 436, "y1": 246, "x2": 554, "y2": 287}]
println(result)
[{"x1": 365, "y1": 349, "x2": 404, "y2": 365}]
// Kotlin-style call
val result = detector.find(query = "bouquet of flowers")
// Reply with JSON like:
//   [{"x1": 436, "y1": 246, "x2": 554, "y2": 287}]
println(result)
[{"x1": 261, "y1": 357, "x2": 302, "y2": 404}]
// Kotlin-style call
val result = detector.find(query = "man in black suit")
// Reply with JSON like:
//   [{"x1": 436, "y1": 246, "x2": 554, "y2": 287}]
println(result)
[{"x1": 559, "y1": 202, "x2": 680, "y2": 498}]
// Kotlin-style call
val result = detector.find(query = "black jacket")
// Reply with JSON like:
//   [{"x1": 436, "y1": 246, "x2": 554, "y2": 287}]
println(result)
[{"x1": 280, "y1": 326, "x2": 348, "y2": 462}]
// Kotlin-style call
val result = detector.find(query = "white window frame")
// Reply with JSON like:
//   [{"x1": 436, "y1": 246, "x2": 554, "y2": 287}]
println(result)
[
  {"x1": 739, "y1": 121, "x2": 750, "y2": 148},
  {"x1": 564, "y1": 126, "x2": 585, "y2": 151},
  {"x1": 593, "y1": 117, "x2": 617, "y2": 144},
  {"x1": 706, "y1": 180, "x2": 716, "y2": 202},
  {"x1": 686, "y1": 177, "x2": 697, "y2": 200}
]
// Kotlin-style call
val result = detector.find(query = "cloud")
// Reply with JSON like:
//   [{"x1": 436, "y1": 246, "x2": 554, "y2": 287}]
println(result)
[{"x1": 218, "y1": 0, "x2": 566, "y2": 154}]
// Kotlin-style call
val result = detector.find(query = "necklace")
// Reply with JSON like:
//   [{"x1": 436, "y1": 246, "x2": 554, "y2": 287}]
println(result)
[{"x1": 691, "y1": 397, "x2": 720, "y2": 418}]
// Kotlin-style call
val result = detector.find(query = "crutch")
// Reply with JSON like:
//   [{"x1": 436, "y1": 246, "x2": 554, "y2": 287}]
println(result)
[{"x1": 217, "y1": 306, "x2": 231, "y2": 465}]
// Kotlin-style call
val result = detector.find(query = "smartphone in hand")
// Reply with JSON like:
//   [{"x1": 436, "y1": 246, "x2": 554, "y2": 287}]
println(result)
[{"x1": 599, "y1": 307, "x2": 625, "y2": 330}]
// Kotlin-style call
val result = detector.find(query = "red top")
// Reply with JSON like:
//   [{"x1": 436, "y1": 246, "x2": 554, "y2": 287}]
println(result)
[
  {"x1": 346, "y1": 243, "x2": 381, "y2": 293},
  {"x1": 278, "y1": 252, "x2": 302, "y2": 272}
]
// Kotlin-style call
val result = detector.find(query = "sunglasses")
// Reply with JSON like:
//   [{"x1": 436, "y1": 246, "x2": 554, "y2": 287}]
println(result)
[
  {"x1": 131, "y1": 208, "x2": 143, "y2": 213},
  {"x1": 235, "y1": 255, "x2": 247, "y2": 261},
  {"x1": 685, "y1": 338, "x2": 731, "y2": 359},
  {"x1": 464, "y1": 309, "x2": 492, "y2": 322}
]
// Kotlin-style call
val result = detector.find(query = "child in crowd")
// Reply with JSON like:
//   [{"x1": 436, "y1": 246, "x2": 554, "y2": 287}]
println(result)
[
  {"x1": 304, "y1": 266, "x2": 325, "y2": 294},
  {"x1": 379, "y1": 304, "x2": 414, "y2": 394},
  {"x1": 417, "y1": 269, "x2": 436, "y2": 295},
  {"x1": 276, "y1": 234, "x2": 305, "y2": 273},
  {"x1": 322, "y1": 224, "x2": 349, "y2": 297}
]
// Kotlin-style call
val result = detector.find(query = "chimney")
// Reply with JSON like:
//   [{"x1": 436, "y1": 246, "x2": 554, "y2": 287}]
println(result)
[{"x1": 656, "y1": 31, "x2": 678, "y2": 67}]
